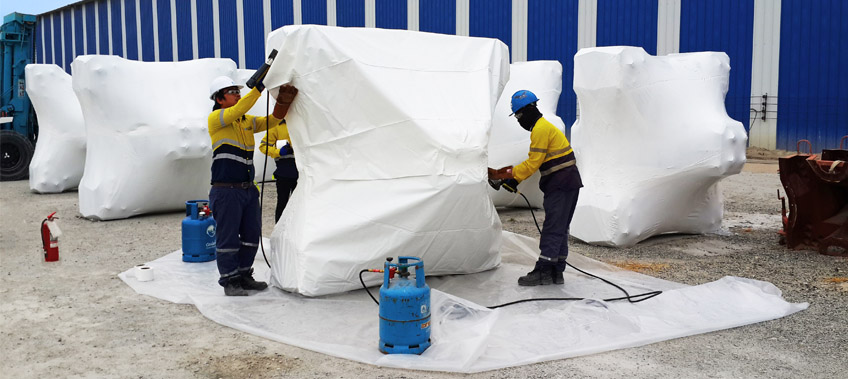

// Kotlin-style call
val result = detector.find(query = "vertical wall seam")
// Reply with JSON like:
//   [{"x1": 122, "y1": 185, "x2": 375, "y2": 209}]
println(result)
[
  {"x1": 152, "y1": 0, "x2": 159, "y2": 60},
  {"x1": 237, "y1": 0, "x2": 245, "y2": 68},
  {"x1": 456, "y1": 0, "x2": 469, "y2": 36},
  {"x1": 511, "y1": 0, "x2": 527, "y2": 62},
  {"x1": 191, "y1": 0, "x2": 198, "y2": 59},
  {"x1": 170, "y1": 0, "x2": 178, "y2": 60},
  {"x1": 212, "y1": 0, "x2": 220, "y2": 57},
  {"x1": 327, "y1": 0, "x2": 336, "y2": 26},
  {"x1": 408, "y1": 0, "x2": 419, "y2": 31},
  {"x1": 294, "y1": 0, "x2": 302, "y2": 25},
  {"x1": 365, "y1": 0, "x2": 376, "y2": 28}
]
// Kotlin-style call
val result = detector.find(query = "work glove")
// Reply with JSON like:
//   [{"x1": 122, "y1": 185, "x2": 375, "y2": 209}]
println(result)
[
  {"x1": 282, "y1": 144, "x2": 294, "y2": 156},
  {"x1": 488, "y1": 166, "x2": 514, "y2": 180},
  {"x1": 276, "y1": 85, "x2": 298, "y2": 105},
  {"x1": 502, "y1": 179, "x2": 519, "y2": 193}
]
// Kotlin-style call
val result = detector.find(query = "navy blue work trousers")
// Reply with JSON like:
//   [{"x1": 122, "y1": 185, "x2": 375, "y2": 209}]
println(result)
[
  {"x1": 209, "y1": 186, "x2": 261, "y2": 286},
  {"x1": 537, "y1": 187, "x2": 580, "y2": 273},
  {"x1": 274, "y1": 177, "x2": 297, "y2": 222}
]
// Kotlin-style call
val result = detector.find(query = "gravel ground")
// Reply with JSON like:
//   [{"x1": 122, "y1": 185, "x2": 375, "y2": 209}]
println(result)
[{"x1": 2, "y1": 162, "x2": 847, "y2": 378}]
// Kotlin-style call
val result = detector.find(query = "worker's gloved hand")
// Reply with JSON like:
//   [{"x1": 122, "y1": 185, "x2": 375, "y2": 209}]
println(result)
[
  {"x1": 489, "y1": 166, "x2": 514, "y2": 180},
  {"x1": 282, "y1": 144, "x2": 294, "y2": 156},
  {"x1": 502, "y1": 179, "x2": 519, "y2": 193},
  {"x1": 254, "y1": 80, "x2": 265, "y2": 93},
  {"x1": 276, "y1": 85, "x2": 298, "y2": 105}
]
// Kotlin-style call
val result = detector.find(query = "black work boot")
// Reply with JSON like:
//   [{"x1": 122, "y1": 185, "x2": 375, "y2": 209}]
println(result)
[
  {"x1": 223, "y1": 278, "x2": 248, "y2": 296},
  {"x1": 552, "y1": 267, "x2": 564, "y2": 285},
  {"x1": 518, "y1": 267, "x2": 554, "y2": 286},
  {"x1": 240, "y1": 269, "x2": 268, "y2": 291}
]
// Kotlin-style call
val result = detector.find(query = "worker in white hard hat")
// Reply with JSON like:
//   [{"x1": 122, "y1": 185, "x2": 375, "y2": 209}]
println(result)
[{"x1": 207, "y1": 75, "x2": 298, "y2": 296}]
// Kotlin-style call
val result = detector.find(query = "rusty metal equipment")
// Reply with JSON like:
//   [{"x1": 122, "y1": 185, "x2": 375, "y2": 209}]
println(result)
[{"x1": 778, "y1": 136, "x2": 848, "y2": 256}]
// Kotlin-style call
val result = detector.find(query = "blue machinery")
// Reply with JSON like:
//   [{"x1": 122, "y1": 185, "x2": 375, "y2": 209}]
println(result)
[
  {"x1": 378, "y1": 256, "x2": 432, "y2": 355},
  {"x1": 0, "y1": 13, "x2": 37, "y2": 181}
]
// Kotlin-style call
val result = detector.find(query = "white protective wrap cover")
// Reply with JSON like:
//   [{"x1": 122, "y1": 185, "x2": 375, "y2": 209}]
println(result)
[
  {"x1": 26, "y1": 64, "x2": 86, "y2": 193},
  {"x1": 72, "y1": 56, "x2": 237, "y2": 220},
  {"x1": 488, "y1": 61, "x2": 567, "y2": 208},
  {"x1": 120, "y1": 231, "x2": 807, "y2": 373},
  {"x1": 261, "y1": 25, "x2": 508, "y2": 296},
  {"x1": 570, "y1": 47, "x2": 747, "y2": 247}
]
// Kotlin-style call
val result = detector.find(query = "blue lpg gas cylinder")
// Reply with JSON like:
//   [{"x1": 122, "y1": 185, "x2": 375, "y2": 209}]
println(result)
[
  {"x1": 379, "y1": 256, "x2": 431, "y2": 355},
  {"x1": 181, "y1": 200, "x2": 216, "y2": 262}
]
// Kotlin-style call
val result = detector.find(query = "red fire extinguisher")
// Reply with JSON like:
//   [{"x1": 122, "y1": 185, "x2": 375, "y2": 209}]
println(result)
[{"x1": 41, "y1": 212, "x2": 62, "y2": 262}]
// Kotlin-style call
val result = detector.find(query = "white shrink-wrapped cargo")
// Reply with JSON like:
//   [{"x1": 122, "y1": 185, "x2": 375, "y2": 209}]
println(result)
[
  {"x1": 236, "y1": 69, "x2": 276, "y2": 183},
  {"x1": 262, "y1": 25, "x2": 508, "y2": 296},
  {"x1": 570, "y1": 47, "x2": 747, "y2": 247},
  {"x1": 72, "y1": 56, "x2": 237, "y2": 220},
  {"x1": 26, "y1": 64, "x2": 86, "y2": 193},
  {"x1": 488, "y1": 61, "x2": 567, "y2": 208}
]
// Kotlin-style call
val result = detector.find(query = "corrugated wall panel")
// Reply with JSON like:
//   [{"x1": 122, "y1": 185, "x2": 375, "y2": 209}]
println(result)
[
  {"x1": 420, "y1": 0, "x2": 455, "y2": 35},
  {"x1": 271, "y1": 0, "x2": 295, "y2": 28},
  {"x1": 74, "y1": 5, "x2": 85, "y2": 57},
  {"x1": 85, "y1": 2, "x2": 97, "y2": 54},
  {"x1": 219, "y1": 0, "x2": 240, "y2": 64},
  {"x1": 596, "y1": 0, "x2": 657, "y2": 55},
  {"x1": 337, "y1": 0, "x2": 365, "y2": 27},
  {"x1": 778, "y1": 0, "x2": 848, "y2": 152},
  {"x1": 528, "y1": 0, "x2": 579, "y2": 130},
  {"x1": 469, "y1": 0, "x2": 511, "y2": 51},
  {"x1": 139, "y1": 0, "x2": 155, "y2": 61},
  {"x1": 35, "y1": 17, "x2": 44, "y2": 64},
  {"x1": 175, "y1": 0, "x2": 193, "y2": 60},
  {"x1": 52, "y1": 13, "x2": 62, "y2": 65},
  {"x1": 124, "y1": 0, "x2": 139, "y2": 60},
  {"x1": 243, "y1": 0, "x2": 265, "y2": 69},
  {"x1": 375, "y1": 0, "x2": 406, "y2": 29},
  {"x1": 302, "y1": 0, "x2": 328, "y2": 25},
  {"x1": 110, "y1": 0, "x2": 124, "y2": 56},
  {"x1": 195, "y1": 0, "x2": 214, "y2": 58},
  {"x1": 156, "y1": 0, "x2": 173, "y2": 61},
  {"x1": 680, "y1": 0, "x2": 754, "y2": 131},
  {"x1": 63, "y1": 10, "x2": 74, "y2": 72},
  {"x1": 98, "y1": 0, "x2": 110, "y2": 54}
]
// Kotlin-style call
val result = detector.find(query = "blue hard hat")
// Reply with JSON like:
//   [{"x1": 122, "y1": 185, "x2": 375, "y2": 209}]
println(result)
[{"x1": 510, "y1": 90, "x2": 539, "y2": 115}]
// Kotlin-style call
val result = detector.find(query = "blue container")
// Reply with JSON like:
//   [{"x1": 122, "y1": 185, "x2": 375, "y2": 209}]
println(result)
[
  {"x1": 379, "y1": 256, "x2": 431, "y2": 354},
  {"x1": 181, "y1": 200, "x2": 216, "y2": 262}
]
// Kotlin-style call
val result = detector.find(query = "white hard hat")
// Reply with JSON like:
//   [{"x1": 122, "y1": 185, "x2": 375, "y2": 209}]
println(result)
[{"x1": 209, "y1": 76, "x2": 243, "y2": 100}]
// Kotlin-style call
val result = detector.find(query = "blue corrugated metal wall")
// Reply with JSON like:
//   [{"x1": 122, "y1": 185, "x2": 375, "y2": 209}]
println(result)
[
  {"x1": 271, "y1": 0, "x2": 295, "y2": 29},
  {"x1": 175, "y1": 0, "x2": 193, "y2": 61},
  {"x1": 680, "y1": 0, "x2": 754, "y2": 132},
  {"x1": 124, "y1": 0, "x2": 139, "y2": 60},
  {"x1": 778, "y1": 0, "x2": 848, "y2": 152},
  {"x1": 528, "y1": 0, "x2": 579, "y2": 131},
  {"x1": 63, "y1": 10, "x2": 73, "y2": 72},
  {"x1": 337, "y1": 0, "x2": 365, "y2": 27},
  {"x1": 35, "y1": 19, "x2": 44, "y2": 64},
  {"x1": 110, "y1": 0, "x2": 123, "y2": 57},
  {"x1": 302, "y1": 0, "x2": 328, "y2": 25},
  {"x1": 85, "y1": 2, "x2": 96, "y2": 54},
  {"x1": 52, "y1": 13, "x2": 61, "y2": 66},
  {"x1": 243, "y1": 0, "x2": 266, "y2": 68},
  {"x1": 420, "y1": 0, "x2": 455, "y2": 35},
  {"x1": 156, "y1": 0, "x2": 173, "y2": 61},
  {"x1": 196, "y1": 0, "x2": 214, "y2": 58},
  {"x1": 596, "y1": 0, "x2": 658, "y2": 55},
  {"x1": 470, "y1": 0, "x2": 511, "y2": 52},
  {"x1": 375, "y1": 0, "x2": 406, "y2": 30},
  {"x1": 139, "y1": 0, "x2": 154, "y2": 61},
  {"x1": 97, "y1": 0, "x2": 108, "y2": 54},
  {"x1": 218, "y1": 0, "x2": 239, "y2": 64}
]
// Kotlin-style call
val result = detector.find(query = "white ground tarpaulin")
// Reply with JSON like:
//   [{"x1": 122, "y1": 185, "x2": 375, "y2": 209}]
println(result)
[
  {"x1": 488, "y1": 61, "x2": 567, "y2": 209},
  {"x1": 26, "y1": 64, "x2": 86, "y2": 193},
  {"x1": 259, "y1": 25, "x2": 508, "y2": 296},
  {"x1": 570, "y1": 47, "x2": 748, "y2": 247},
  {"x1": 120, "y1": 231, "x2": 807, "y2": 373},
  {"x1": 72, "y1": 56, "x2": 237, "y2": 220}
]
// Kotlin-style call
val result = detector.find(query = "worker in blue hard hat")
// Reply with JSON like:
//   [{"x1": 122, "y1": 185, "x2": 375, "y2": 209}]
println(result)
[
  {"x1": 488, "y1": 89, "x2": 583, "y2": 286},
  {"x1": 207, "y1": 75, "x2": 298, "y2": 296},
  {"x1": 259, "y1": 122, "x2": 298, "y2": 222}
]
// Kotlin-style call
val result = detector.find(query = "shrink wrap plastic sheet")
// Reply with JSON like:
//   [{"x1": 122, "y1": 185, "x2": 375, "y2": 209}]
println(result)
[
  {"x1": 72, "y1": 56, "x2": 237, "y2": 220},
  {"x1": 26, "y1": 64, "x2": 86, "y2": 193},
  {"x1": 120, "y1": 231, "x2": 807, "y2": 373},
  {"x1": 488, "y1": 61, "x2": 567, "y2": 208},
  {"x1": 236, "y1": 69, "x2": 276, "y2": 183},
  {"x1": 570, "y1": 47, "x2": 747, "y2": 247},
  {"x1": 260, "y1": 25, "x2": 508, "y2": 296}
]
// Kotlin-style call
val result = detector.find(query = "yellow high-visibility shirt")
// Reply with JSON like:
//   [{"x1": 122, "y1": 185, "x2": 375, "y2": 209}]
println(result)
[{"x1": 513, "y1": 117, "x2": 574, "y2": 182}]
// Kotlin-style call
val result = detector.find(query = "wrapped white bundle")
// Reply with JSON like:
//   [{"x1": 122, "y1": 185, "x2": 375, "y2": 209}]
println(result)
[
  {"x1": 262, "y1": 25, "x2": 508, "y2": 296},
  {"x1": 570, "y1": 47, "x2": 747, "y2": 247}
]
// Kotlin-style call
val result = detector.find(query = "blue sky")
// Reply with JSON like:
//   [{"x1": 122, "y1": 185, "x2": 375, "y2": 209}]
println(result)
[{"x1": 1, "y1": 0, "x2": 71, "y2": 18}]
